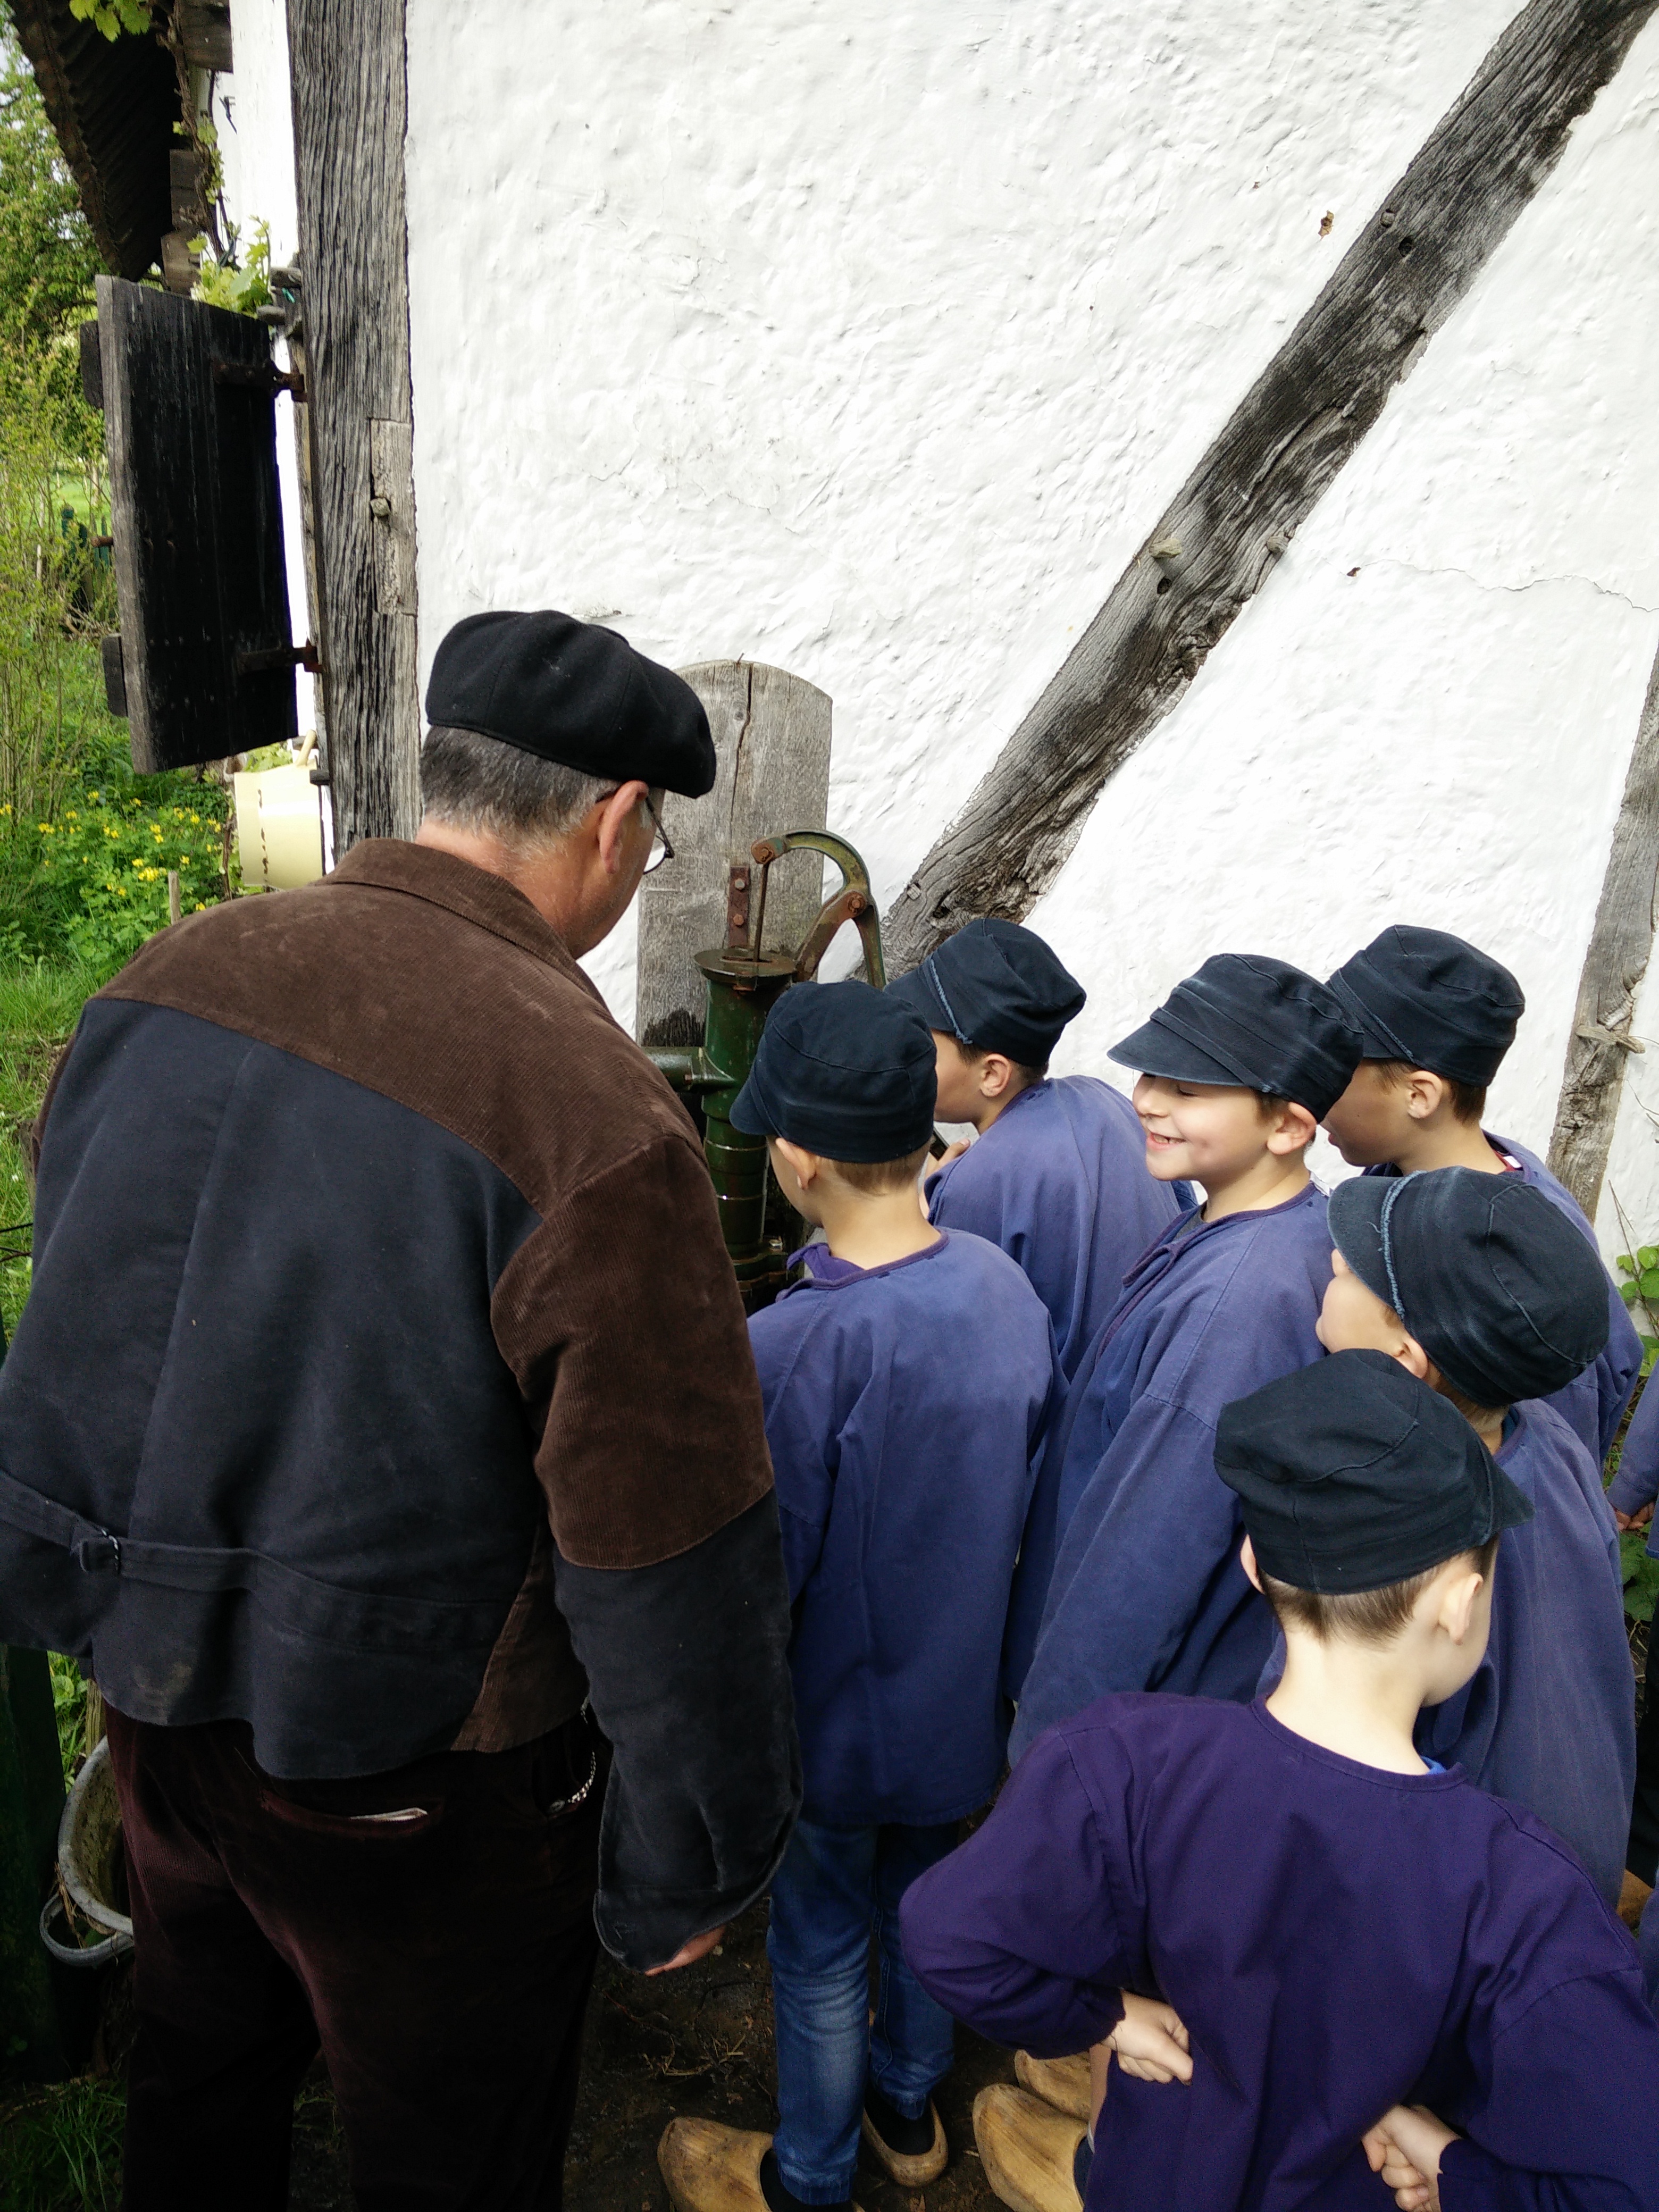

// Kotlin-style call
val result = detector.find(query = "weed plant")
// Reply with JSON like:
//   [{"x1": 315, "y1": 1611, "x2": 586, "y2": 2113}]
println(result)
[{"x1": 0, "y1": 2077, "x2": 122, "y2": 2211}]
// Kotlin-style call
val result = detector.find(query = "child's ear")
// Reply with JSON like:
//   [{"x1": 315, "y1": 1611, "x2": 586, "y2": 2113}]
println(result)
[
  {"x1": 1404, "y1": 1069, "x2": 1447, "y2": 1122},
  {"x1": 1398, "y1": 1334, "x2": 1434, "y2": 1382},
  {"x1": 772, "y1": 1137, "x2": 818, "y2": 1188},
  {"x1": 1239, "y1": 1533, "x2": 1263, "y2": 1593},
  {"x1": 979, "y1": 1053, "x2": 1017, "y2": 1100},
  {"x1": 1437, "y1": 1563, "x2": 1486, "y2": 1646},
  {"x1": 1266, "y1": 1100, "x2": 1317, "y2": 1156}
]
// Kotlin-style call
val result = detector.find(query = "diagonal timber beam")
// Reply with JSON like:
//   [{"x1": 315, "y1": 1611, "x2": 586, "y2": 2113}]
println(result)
[
  {"x1": 1547, "y1": 633, "x2": 1659, "y2": 1217},
  {"x1": 883, "y1": 0, "x2": 1658, "y2": 970}
]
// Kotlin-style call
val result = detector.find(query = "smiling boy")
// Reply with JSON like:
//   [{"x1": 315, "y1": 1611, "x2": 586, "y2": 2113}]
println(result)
[{"x1": 1006, "y1": 954, "x2": 1362, "y2": 1746}]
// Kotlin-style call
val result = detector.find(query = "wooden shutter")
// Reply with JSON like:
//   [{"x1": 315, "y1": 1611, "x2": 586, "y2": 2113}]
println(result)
[{"x1": 95, "y1": 273, "x2": 300, "y2": 772}]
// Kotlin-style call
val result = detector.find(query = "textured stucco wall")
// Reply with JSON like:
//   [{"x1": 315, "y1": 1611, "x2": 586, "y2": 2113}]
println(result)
[{"x1": 227, "y1": 1, "x2": 1659, "y2": 1250}]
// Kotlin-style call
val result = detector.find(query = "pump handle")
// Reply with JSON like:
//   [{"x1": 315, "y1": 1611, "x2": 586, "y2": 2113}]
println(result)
[{"x1": 750, "y1": 831, "x2": 886, "y2": 989}]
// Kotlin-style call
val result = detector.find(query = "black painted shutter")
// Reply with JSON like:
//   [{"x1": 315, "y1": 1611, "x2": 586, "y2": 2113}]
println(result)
[{"x1": 93, "y1": 273, "x2": 300, "y2": 772}]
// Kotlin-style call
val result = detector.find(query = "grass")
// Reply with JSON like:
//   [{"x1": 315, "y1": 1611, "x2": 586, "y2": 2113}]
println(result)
[{"x1": 0, "y1": 2080, "x2": 122, "y2": 2211}]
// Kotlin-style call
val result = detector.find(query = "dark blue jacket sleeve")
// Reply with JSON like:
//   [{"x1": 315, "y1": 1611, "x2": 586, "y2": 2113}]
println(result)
[
  {"x1": 554, "y1": 1494, "x2": 801, "y2": 1970},
  {"x1": 1435, "y1": 1968, "x2": 1659, "y2": 2211},
  {"x1": 899, "y1": 1725, "x2": 1128, "y2": 2057}
]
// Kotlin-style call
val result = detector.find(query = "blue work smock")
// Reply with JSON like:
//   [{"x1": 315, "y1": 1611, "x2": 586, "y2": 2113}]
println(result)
[
  {"x1": 748, "y1": 1230, "x2": 1056, "y2": 1828},
  {"x1": 1415, "y1": 1398, "x2": 1636, "y2": 1909},
  {"x1": 925, "y1": 1076, "x2": 1187, "y2": 1381},
  {"x1": 1008, "y1": 1182, "x2": 1332, "y2": 1753}
]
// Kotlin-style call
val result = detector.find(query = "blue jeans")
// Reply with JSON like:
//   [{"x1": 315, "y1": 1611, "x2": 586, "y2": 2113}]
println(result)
[{"x1": 767, "y1": 1817, "x2": 958, "y2": 2205}]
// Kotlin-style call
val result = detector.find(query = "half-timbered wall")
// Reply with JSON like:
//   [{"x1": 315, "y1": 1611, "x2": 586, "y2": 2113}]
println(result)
[{"x1": 222, "y1": 0, "x2": 1659, "y2": 1250}]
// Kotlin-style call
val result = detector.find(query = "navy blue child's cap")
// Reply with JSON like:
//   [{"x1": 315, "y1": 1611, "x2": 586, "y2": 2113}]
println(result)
[
  {"x1": 1326, "y1": 926, "x2": 1524, "y2": 1088},
  {"x1": 887, "y1": 919, "x2": 1086, "y2": 1067},
  {"x1": 425, "y1": 609, "x2": 716, "y2": 797},
  {"x1": 1216, "y1": 1349, "x2": 1532, "y2": 1595},
  {"x1": 1108, "y1": 954, "x2": 1362, "y2": 1118},
  {"x1": 1327, "y1": 1167, "x2": 1610, "y2": 1410},
  {"x1": 731, "y1": 980, "x2": 938, "y2": 1163}
]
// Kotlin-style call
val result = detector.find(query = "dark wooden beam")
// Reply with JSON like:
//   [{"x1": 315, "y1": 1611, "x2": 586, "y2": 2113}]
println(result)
[
  {"x1": 883, "y1": 0, "x2": 1658, "y2": 970},
  {"x1": 1547, "y1": 637, "x2": 1659, "y2": 1217},
  {"x1": 287, "y1": 0, "x2": 420, "y2": 848}
]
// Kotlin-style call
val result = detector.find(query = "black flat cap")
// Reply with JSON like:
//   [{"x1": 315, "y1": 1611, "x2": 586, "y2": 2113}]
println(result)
[
  {"x1": 425, "y1": 610, "x2": 716, "y2": 797},
  {"x1": 1216, "y1": 1349, "x2": 1531, "y2": 1595},
  {"x1": 732, "y1": 981, "x2": 937, "y2": 1163},
  {"x1": 1109, "y1": 954, "x2": 1362, "y2": 1118},
  {"x1": 1326, "y1": 927, "x2": 1524, "y2": 1088},
  {"x1": 887, "y1": 919, "x2": 1086, "y2": 1066},
  {"x1": 1327, "y1": 1167, "x2": 1610, "y2": 1409}
]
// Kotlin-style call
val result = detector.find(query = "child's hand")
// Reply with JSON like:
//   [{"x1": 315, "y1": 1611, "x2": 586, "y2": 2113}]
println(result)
[
  {"x1": 1109, "y1": 1992, "x2": 1193, "y2": 2084},
  {"x1": 1614, "y1": 1501, "x2": 1654, "y2": 1532},
  {"x1": 1363, "y1": 2103, "x2": 1459, "y2": 2211}
]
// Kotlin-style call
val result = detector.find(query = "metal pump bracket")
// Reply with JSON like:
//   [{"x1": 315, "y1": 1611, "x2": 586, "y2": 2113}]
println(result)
[{"x1": 643, "y1": 827, "x2": 887, "y2": 1311}]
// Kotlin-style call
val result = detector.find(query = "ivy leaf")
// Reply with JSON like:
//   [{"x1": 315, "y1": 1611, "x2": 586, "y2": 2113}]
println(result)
[
  {"x1": 1616, "y1": 1254, "x2": 1636, "y2": 1274},
  {"x1": 1639, "y1": 1246, "x2": 1659, "y2": 1270},
  {"x1": 1621, "y1": 1532, "x2": 1659, "y2": 1626},
  {"x1": 1621, "y1": 1281, "x2": 1641, "y2": 1305}
]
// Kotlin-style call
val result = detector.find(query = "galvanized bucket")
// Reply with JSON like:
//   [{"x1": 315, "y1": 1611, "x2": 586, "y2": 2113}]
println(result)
[{"x1": 39, "y1": 1737, "x2": 133, "y2": 1969}]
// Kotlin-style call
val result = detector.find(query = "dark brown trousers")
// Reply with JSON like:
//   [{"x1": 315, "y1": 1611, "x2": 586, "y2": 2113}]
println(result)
[{"x1": 106, "y1": 1702, "x2": 605, "y2": 2211}]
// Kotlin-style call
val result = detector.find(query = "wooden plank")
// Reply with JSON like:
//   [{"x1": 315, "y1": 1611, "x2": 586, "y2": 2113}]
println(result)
[
  {"x1": 635, "y1": 663, "x2": 831, "y2": 1047},
  {"x1": 287, "y1": 0, "x2": 421, "y2": 849},
  {"x1": 882, "y1": 0, "x2": 1658, "y2": 971},
  {"x1": 98, "y1": 273, "x2": 297, "y2": 770},
  {"x1": 1546, "y1": 637, "x2": 1659, "y2": 1216}
]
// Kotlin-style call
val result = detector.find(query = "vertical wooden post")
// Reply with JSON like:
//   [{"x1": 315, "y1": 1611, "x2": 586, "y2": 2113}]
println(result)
[
  {"x1": 0, "y1": 1648, "x2": 67, "y2": 2080},
  {"x1": 636, "y1": 664, "x2": 832, "y2": 1047},
  {"x1": 287, "y1": 0, "x2": 420, "y2": 850},
  {"x1": 1547, "y1": 639, "x2": 1659, "y2": 1218}
]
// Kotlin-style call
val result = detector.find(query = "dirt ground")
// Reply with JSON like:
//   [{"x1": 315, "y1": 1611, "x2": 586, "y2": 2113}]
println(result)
[{"x1": 286, "y1": 1896, "x2": 1012, "y2": 2212}]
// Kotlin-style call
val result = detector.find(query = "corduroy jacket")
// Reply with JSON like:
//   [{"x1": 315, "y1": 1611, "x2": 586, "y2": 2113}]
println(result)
[{"x1": 0, "y1": 840, "x2": 800, "y2": 1967}]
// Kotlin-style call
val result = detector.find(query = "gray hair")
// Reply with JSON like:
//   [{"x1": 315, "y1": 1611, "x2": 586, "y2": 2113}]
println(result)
[{"x1": 418, "y1": 725, "x2": 617, "y2": 846}]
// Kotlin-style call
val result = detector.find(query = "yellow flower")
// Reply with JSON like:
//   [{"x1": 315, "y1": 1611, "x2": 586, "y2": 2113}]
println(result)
[
  {"x1": 116, "y1": 885, "x2": 128, "y2": 897},
  {"x1": 193, "y1": 901, "x2": 206, "y2": 912},
  {"x1": 87, "y1": 790, "x2": 98, "y2": 801},
  {"x1": 36, "y1": 823, "x2": 52, "y2": 833},
  {"x1": 188, "y1": 811, "x2": 199, "y2": 825},
  {"x1": 0, "y1": 803, "x2": 11, "y2": 815}
]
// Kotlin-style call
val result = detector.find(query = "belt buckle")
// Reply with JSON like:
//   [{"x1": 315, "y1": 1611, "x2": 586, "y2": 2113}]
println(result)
[{"x1": 73, "y1": 1529, "x2": 122, "y2": 1576}]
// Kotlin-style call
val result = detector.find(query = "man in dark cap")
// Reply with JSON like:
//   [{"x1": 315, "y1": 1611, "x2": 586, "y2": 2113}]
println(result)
[
  {"x1": 660, "y1": 982, "x2": 1054, "y2": 2212},
  {"x1": 1323, "y1": 923, "x2": 1640, "y2": 1464},
  {"x1": 888, "y1": 918, "x2": 1185, "y2": 1382},
  {"x1": 0, "y1": 610, "x2": 800, "y2": 2207},
  {"x1": 1315, "y1": 1166, "x2": 1632, "y2": 1907},
  {"x1": 901, "y1": 1352, "x2": 1659, "y2": 2212},
  {"x1": 1002, "y1": 954, "x2": 1361, "y2": 1732}
]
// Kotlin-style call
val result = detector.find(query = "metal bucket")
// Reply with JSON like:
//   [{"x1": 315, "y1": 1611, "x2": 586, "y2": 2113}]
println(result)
[{"x1": 39, "y1": 1737, "x2": 133, "y2": 1969}]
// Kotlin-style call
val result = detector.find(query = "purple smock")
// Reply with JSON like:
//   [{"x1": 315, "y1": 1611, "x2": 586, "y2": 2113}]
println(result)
[{"x1": 901, "y1": 1694, "x2": 1659, "y2": 2211}]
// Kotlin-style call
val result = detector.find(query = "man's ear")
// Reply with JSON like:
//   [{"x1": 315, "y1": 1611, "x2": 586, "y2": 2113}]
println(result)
[
  {"x1": 1239, "y1": 1533, "x2": 1263, "y2": 1593},
  {"x1": 594, "y1": 780, "x2": 649, "y2": 876},
  {"x1": 1404, "y1": 1069, "x2": 1449, "y2": 1124},
  {"x1": 1266, "y1": 1100, "x2": 1318, "y2": 1157}
]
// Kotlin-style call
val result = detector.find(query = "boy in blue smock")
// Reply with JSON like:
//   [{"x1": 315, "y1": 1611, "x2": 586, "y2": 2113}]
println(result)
[
  {"x1": 1323, "y1": 924, "x2": 1641, "y2": 1462},
  {"x1": 887, "y1": 918, "x2": 1185, "y2": 1380},
  {"x1": 902, "y1": 1353, "x2": 1659, "y2": 2212},
  {"x1": 1608, "y1": 1379, "x2": 1659, "y2": 1902},
  {"x1": 658, "y1": 982, "x2": 1055, "y2": 2212},
  {"x1": 1314, "y1": 1166, "x2": 1633, "y2": 1909},
  {"x1": 1007, "y1": 954, "x2": 1362, "y2": 1744}
]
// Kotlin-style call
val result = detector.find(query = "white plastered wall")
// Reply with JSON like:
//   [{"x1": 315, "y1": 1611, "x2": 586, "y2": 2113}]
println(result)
[{"x1": 225, "y1": 0, "x2": 1659, "y2": 1250}]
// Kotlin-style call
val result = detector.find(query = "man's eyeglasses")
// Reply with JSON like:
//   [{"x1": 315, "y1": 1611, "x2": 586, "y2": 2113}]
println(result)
[{"x1": 642, "y1": 792, "x2": 674, "y2": 876}]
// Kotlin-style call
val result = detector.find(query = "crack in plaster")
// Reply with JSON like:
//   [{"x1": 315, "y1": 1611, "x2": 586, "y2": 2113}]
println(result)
[{"x1": 1361, "y1": 555, "x2": 1659, "y2": 618}]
